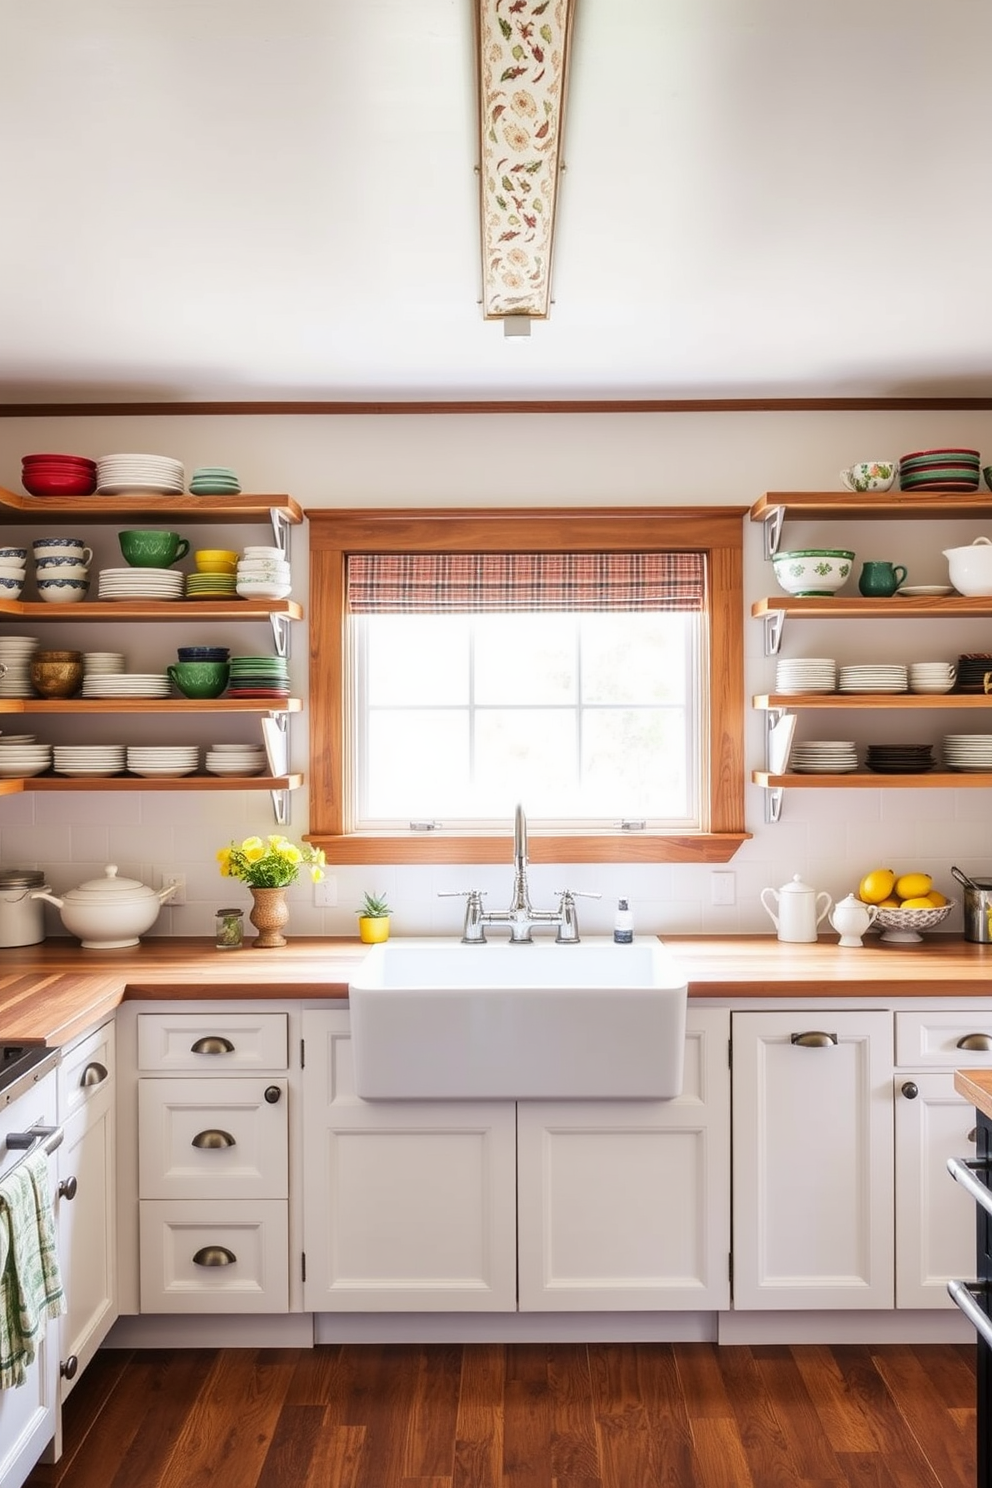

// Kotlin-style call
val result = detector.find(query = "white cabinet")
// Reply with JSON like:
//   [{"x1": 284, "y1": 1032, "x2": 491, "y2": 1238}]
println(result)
[
  {"x1": 55, "y1": 1019, "x2": 117, "y2": 1397},
  {"x1": 894, "y1": 1008, "x2": 992, "y2": 1309},
  {"x1": 731, "y1": 1009, "x2": 894, "y2": 1310},
  {"x1": 301, "y1": 1009, "x2": 517, "y2": 1312},
  {"x1": 135, "y1": 1010, "x2": 290, "y2": 1313},
  {"x1": 517, "y1": 1006, "x2": 730, "y2": 1311}
]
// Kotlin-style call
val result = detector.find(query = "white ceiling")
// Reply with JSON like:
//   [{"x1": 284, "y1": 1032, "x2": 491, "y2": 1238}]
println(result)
[{"x1": 2, "y1": 0, "x2": 990, "y2": 404}]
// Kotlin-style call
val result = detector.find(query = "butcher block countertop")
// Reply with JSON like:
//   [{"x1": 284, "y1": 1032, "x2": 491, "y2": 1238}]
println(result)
[
  {"x1": 1, "y1": 932, "x2": 991, "y2": 1047},
  {"x1": 955, "y1": 1069, "x2": 992, "y2": 1119}
]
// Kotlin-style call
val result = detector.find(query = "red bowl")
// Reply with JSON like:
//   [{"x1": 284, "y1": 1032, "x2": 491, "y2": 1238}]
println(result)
[
  {"x1": 22, "y1": 472, "x2": 98, "y2": 497},
  {"x1": 21, "y1": 452, "x2": 97, "y2": 469}
]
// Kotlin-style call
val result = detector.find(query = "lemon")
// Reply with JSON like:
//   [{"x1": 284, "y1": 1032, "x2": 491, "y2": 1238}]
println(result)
[
  {"x1": 925, "y1": 890, "x2": 948, "y2": 907},
  {"x1": 878, "y1": 897, "x2": 901, "y2": 908},
  {"x1": 900, "y1": 896, "x2": 935, "y2": 910},
  {"x1": 859, "y1": 868, "x2": 896, "y2": 904},
  {"x1": 895, "y1": 872, "x2": 932, "y2": 900}
]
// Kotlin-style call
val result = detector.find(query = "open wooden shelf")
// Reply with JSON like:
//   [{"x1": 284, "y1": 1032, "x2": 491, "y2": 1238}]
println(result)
[
  {"x1": 14, "y1": 773, "x2": 304, "y2": 793},
  {"x1": 0, "y1": 598, "x2": 303, "y2": 622},
  {"x1": 0, "y1": 698, "x2": 302, "y2": 715},
  {"x1": 752, "y1": 595, "x2": 992, "y2": 620},
  {"x1": 753, "y1": 693, "x2": 992, "y2": 711},
  {"x1": 750, "y1": 490, "x2": 992, "y2": 523},
  {"x1": 0, "y1": 489, "x2": 303, "y2": 525},
  {"x1": 753, "y1": 771, "x2": 992, "y2": 789}
]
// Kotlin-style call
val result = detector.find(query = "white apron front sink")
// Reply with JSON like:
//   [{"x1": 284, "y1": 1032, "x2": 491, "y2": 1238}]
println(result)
[{"x1": 347, "y1": 937, "x2": 688, "y2": 1100}]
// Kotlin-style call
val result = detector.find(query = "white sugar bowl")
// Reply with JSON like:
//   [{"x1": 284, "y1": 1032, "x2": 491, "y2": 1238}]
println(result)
[{"x1": 829, "y1": 893, "x2": 879, "y2": 947}]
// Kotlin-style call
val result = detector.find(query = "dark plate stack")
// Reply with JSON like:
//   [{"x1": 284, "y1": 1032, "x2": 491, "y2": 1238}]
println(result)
[
  {"x1": 899, "y1": 447, "x2": 981, "y2": 492},
  {"x1": 955, "y1": 654, "x2": 992, "y2": 693},
  {"x1": 866, "y1": 743, "x2": 935, "y2": 773}
]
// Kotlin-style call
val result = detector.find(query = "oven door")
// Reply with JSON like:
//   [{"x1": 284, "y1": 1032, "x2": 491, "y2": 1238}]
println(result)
[
  {"x1": 948, "y1": 1112, "x2": 992, "y2": 1488},
  {"x1": 0, "y1": 1065, "x2": 60, "y2": 1488}
]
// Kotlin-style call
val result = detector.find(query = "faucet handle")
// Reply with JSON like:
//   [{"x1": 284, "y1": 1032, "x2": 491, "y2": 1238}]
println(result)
[
  {"x1": 437, "y1": 889, "x2": 488, "y2": 899},
  {"x1": 554, "y1": 888, "x2": 600, "y2": 945},
  {"x1": 554, "y1": 889, "x2": 602, "y2": 900},
  {"x1": 438, "y1": 888, "x2": 488, "y2": 944}
]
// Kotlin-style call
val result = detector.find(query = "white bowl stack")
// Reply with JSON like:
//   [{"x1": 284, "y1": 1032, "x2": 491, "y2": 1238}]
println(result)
[
  {"x1": 0, "y1": 549, "x2": 27, "y2": 602},
  {"x1": 205, "y1": 743, "x2": 267, "y2": 777},
  {"x1": 236, "y1": 546, "x2": 292, "y2": 601},
  {"x1": 908, "y1": 661, "x2": 956, "y2": 695},
  {"x1": 0, "y1": 736, "x2": 51, "y2": 777},
  {"x1": 0, "y1": 636, "x2": 39, "y2": 696}
]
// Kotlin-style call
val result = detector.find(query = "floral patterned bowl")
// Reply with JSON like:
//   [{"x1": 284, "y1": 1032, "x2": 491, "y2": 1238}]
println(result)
[
  {"x1": 771, "y1": 549, "x2": 855, "y2": 598},
  {"x1": 873, "y1": 899, "x2": 956, "y2": 944}
]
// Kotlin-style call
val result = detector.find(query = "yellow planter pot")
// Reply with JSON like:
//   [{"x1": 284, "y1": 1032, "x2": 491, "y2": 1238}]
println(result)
[{"x1": 358, "y1": 915, "x2": 390, "y2": 944}]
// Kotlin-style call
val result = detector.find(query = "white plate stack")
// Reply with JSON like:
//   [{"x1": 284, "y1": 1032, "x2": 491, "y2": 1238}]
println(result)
[
  {"x1": 83, "y1": 652, "x2": 126, "y2": 675},
  {"x1": 0, "y1": 636, "x2": 39, "y2": 697},
  {"x1": 790, "y1": 740, "x2": 859, "y2": 774},
  {"x1": 53, "y1": 745, "x2": 126, "y2": 778},
  {"x1": 943, "y1": 735, "x2": 992, "y2": 772},
  {"x1": 838, "y1": 664, "x2": 908, "y2": 694},
  {"x1": 0, "y1": 738, "x2": 51, "y2": 777},
  {"x1": 96, "y1": 453, "x2": 185, "y2": 495},
  {"x1": 908, "y1": 662, "x2": 957, "y2": 695},
  {"x1": 205, "y1": 744, "x2": 268, "y2": 777},
  {"x1": 774, "y1": 657, "x2": 837, "y2": 694},
  {"x1": 126, "y1": 746, "x2": 200, "y2": 778},
  {"x1": 83, "y1": 672, "x2": 171, "y2": 699},
  {"x1": 98, "y1": 568, "x2": 185, "y2": 601}
]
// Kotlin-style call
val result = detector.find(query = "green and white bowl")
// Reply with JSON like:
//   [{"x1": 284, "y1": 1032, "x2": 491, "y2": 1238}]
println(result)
[{"x1": 772, "y1": 549, "x2": 855, "y2": 597}]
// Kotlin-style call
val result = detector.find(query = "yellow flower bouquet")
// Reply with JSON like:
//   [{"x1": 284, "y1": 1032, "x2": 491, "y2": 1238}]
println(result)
[{"x1": 217, "y1": 834, "x2": 325, "y2": 889}]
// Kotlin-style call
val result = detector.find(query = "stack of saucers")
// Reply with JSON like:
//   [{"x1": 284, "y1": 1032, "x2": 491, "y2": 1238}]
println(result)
[
  {"x1": 83, "y1": 652, "x2": 126, "y2": 676},
  {"x1": 943, "y1": 735, "x2": 992, "y2": 772},
  {"x1": 205, "y1": 743, "x2": 268, "y2": 777},
  {"x1": 0, "y1": 738, "x2": 51, "y2": 778},
  {"x1": 790, "y1": 740, "x2": 859, "y2": 774},
  {"x1": 899, "y1": 447, "x2": 981, "y2": 492},
  {"x1": 838, "y1": 663, "x2": 908, "y2": 694},
  {"x1": 865, "y1": 743, "x2": 934, "y2": 774},
  {"x1": 82, "y1": 672, "x2": 171, "y2": 699},
  {"x1": 908, "y1": 661, "x2": 956, "y2": 695},
  {"x1": 98, "y1": 567, "x2": 185, "y2": 601},
  {"x1": 126, "y1": 745, "x2": 200, "y2": 779},
  {"x1": 53, "y1": 745, "x2": 126, "y2": 778},
  {"x1": 190, "y1": 466, "x2": 241, "y2": 495},
  {"x1": 0, "y1": 636, "x2": 39, "y2": 697},
  {"x1": 227, "y1": 655, "x2": 290, "y2": 698},
  {"x1": 96, "y1": 452, "x2": 185, "y2": 495},
  {"x1": 185, "y1": 569, "x2": 237, "y2": 600},
  {"x1": 774, "y1": 657, "x2": 837, "y2": 694}
]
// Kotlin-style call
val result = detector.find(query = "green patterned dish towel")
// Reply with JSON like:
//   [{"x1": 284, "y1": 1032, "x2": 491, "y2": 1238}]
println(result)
[{"x1": 0, "y1": 1149, "x2": 65, "y2": 1388}]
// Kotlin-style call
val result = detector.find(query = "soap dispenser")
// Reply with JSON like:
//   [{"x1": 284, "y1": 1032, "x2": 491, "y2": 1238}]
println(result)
[{"x1": 613, "y1": 898, "x2": 634, "y2": 944}]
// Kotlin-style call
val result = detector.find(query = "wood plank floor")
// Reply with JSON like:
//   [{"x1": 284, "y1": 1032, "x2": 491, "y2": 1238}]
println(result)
[{"x1": 29, "y1": 1341, "x2": 978, "y2": 1488}]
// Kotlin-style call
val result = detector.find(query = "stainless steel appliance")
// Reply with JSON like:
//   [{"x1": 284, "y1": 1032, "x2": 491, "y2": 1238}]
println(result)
[{"x1": 948, "y1": 1124, "x2": 992, "y2": 1487}]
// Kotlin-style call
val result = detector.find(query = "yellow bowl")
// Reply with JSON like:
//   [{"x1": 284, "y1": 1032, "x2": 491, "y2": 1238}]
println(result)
[{"x1": 195, "y1": 548, "x2": 238, "y2": 574}]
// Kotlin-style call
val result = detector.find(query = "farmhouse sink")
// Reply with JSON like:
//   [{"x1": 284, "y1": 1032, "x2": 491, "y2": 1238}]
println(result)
[{"x1": 347, "y1": 937, "x2": 688, "y2": 1100}]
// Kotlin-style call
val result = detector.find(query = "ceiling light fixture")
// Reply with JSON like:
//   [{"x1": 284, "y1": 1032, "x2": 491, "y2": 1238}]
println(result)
[{"x1": 476, "y1": 0, "x2": 576, "y2": 324}]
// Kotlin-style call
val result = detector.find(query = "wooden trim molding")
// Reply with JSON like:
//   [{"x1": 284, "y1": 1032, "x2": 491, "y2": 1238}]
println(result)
[
  {"x1": 305, "y1": 506, "x2": 751, "y2": 865},
  {"x1": 3, "y1": 397, "x2": 992, "y2": 416}
]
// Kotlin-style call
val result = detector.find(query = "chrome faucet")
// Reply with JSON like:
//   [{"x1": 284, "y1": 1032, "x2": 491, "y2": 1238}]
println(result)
[{"x1": 440, "y1": 804, "x2": 599, "y2": 944}]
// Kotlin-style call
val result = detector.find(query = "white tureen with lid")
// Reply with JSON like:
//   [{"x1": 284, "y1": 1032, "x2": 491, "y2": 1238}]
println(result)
[{"x1": 31, "y1": 863, "x2": 178, "y2": 948}]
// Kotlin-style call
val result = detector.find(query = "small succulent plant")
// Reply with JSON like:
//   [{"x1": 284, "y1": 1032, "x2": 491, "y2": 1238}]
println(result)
[{"x1": 359, "y1": 891, "x2": 391, "y2": 918}]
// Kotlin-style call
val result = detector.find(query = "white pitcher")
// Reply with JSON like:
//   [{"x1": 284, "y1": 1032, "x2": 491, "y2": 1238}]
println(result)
[{"x1": 760, "y1": 874, "x2": 833, "y2": 943}]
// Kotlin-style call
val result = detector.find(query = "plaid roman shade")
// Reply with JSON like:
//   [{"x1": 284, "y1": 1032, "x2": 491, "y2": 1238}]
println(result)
[{"x1": 347, "y1": 552, "x2": 705, "y2": 614}]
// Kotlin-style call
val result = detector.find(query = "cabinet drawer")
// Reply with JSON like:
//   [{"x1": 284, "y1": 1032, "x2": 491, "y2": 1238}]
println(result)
[
  {"x1": 137, "y1": 1012, "x2": 288, "y2": 1072},
  {"x1": 59, "y1": 1019, "x2": 115, "y2": 1119},
  {"x1": 895, "y1": 1009, "x2": 992, "y2": 1067},
  {"x1": 139, "y1": 1199, "x2": 288, "y2": 1313},
  {"x1": 138, "y1": 1078, "x2": 288, "y2": 1199}
]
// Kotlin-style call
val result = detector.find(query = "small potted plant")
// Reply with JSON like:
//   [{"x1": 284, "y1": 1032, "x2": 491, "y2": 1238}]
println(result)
[{"x1": 358, "y1": 891, "x2": 391, "y2": 944}]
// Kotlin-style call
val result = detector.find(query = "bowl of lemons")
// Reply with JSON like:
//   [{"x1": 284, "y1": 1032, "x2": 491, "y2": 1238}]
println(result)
[{"x1": 858, "y1": 868, "x2": 955, "y2": 943}]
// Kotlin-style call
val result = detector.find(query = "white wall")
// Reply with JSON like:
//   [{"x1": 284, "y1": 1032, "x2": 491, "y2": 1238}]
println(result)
[{"x1": 1, "y1": 408, "x2": 989, "y2": 941}]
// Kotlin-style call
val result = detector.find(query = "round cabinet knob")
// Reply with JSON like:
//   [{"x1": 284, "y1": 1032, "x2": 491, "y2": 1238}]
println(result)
[
  {"x1": 190, "y1": 1035, "x2": 235, "y2": 1055},
  {"x1": 901, "y1": 1081, "x2": 919, "y2": 1100},
  {"x1": 58, "y1": 1175, "x2": 78, "y2": 1200},
  {"x1": 263, "y1": 1085, "x2": 281, "y2": 1104},
  {"x1": 191, "y1": 1129, "x2": 236, "y2": 1150},
  {"x1": 192, "y1": 1245, "x2": 237, "y2": 1267},
  {"x1": 60, "y1": 1355, "x2": 79, "y2": 1380}
]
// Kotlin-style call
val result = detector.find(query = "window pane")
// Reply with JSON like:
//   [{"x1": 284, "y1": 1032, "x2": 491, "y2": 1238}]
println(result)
[
  {"x1": 582, "y1": 709, "x2": 693, "y2": 819},
  {"x1": 475, "y1": 708, "x2": 577, "y2": 814},
  {"x1": 474, "y1": 613, "x2": 576, "y2": 705},
  {"x1": 367, "y1": 615, "x2": 468, "y2": 706},
  {"x1": 582, "y1": 613, "x2": 688, "y2": 704},
  {"x1": 366, "y1": 710, "x2": 470, "y2": 818}
]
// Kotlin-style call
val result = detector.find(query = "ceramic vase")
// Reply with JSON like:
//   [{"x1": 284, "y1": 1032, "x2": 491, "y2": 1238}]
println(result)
[
  {"x1": 358, "y1": 915, "x2": 390, "y2": 944},
  {"x1": 249, "y1": 886, "x2": 290, "y2": 948}
]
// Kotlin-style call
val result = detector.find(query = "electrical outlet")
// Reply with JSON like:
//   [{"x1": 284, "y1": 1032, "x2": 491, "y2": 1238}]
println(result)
[
  {"x1": 162, "y1": 872, "x2": 186, "y2": 906},
  {"x1": 711, "y1": 871, "x2": 735, "y2": 907},
  {"x1": 314, "y1": 875, "x2": 338, "y2": 908}
]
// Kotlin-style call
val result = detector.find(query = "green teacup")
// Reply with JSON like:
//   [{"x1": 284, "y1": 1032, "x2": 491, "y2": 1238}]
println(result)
[
  {"x1": 167, "y1": 661, "x2": 230, "y2": 698},
  {"x1": 119, "y1": 530, "x2": 191, "y2": 567}
]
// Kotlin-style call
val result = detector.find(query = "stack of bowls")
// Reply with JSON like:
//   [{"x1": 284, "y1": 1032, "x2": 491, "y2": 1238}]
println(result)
[
  {"x1": 0, "y1": 636, "x2": 39, "y2": 696},
  {"x1": 21, "y1": 452, "x2": 97, "y2": 497},
  {"x1": 236, "y1": 546, "x2": 292, "y2": 600},
  {"x1": 205, "y1": 743, "x2": 267, "y2": 777},
  {"x1": 0, "y1": 548, "x2": 27, "y2": 603},
  {"x1": 899, "y1": 448, "x2": 981, "y2": 492},
  {"x1": 909, "y1": 661, "x2": 956, "y2": 694},
  {"x1": 0, "y1": 737, "x2": 51, "y2": 778},
  {"x1": 189, "y1": 466, "x2": 241, "y2": 495}
]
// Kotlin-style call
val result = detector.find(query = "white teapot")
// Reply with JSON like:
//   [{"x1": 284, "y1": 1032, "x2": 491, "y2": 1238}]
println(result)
[
  {"x1": 829, "y1": 893, "x2": 879, "y2": 947},
  {"x1": 760, "y1": 874, "x2": 833, "y2": 943}
]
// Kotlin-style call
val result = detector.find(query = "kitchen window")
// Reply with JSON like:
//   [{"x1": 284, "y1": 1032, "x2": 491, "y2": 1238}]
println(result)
[{"x1": 305, "y1": 507, "x2": 748, "y2": 864}]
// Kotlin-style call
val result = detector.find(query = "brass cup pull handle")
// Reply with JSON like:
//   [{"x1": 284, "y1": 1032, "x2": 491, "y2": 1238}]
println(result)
[
  {"x1": 193, "y1": 1245, "x2": 237, "y2": 1267},
  {"x1": 190, "y1": 1036, "x2": 235, "y2": 1055},
  {"x1": 81, "y1": 1061, "x2": 108, "y2": 1088},
  {"x1": 58, "y1": 1175, "x2": 78, "y2": 1200},
  {"x1": 191, "y1": 1129, "x2": 236, "y2": 1150},
  {"x1": 790, "y1": 1031, "x2": 838, "y2": 1048},
  {"x1": 957, "y1": 1033, "x2": 992, "y2": 1052}
]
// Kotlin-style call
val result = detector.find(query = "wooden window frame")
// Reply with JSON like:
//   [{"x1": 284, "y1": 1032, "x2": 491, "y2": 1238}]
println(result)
[{"x1": 305, "y1": 507, "x2": 750, "y2": 865}]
